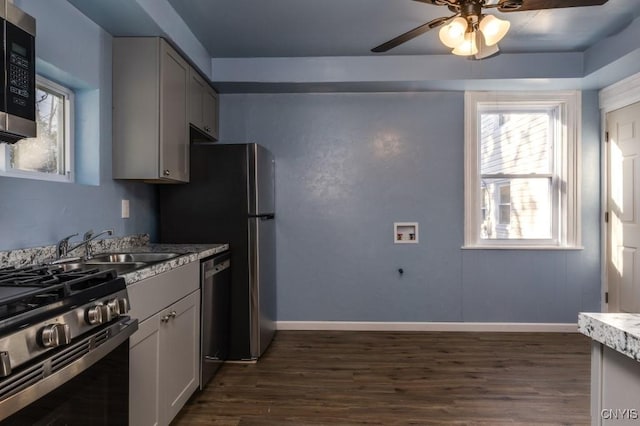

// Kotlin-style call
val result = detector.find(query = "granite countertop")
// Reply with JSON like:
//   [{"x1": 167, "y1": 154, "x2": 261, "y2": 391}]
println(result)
[
  {"x1": 113, "y1": 243, "x2": 229, "y2": 286},
  {"x1": 0, "y1": 235, "x2": 229, "y2": 287},
  {"x1": 579, "y1": 312, "x2": 640, "y2": 361}
]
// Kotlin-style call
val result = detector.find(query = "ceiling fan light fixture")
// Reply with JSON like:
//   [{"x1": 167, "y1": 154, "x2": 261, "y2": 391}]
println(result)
[
  {"x1": 479, "y1": 14, "x2": 510, "y2": 46},
  {"x1": 438, "y1": 17, "x2": 468, "y2": 48},
  {"x1": 474, "y1": 30, "x2": 500, "y2": 59},
  {"x1": 452, "y1": 31, "x2": 478, "y2": 56}
]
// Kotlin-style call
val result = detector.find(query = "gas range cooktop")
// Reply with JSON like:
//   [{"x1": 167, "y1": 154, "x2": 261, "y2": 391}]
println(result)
[
  {"x1": 0, "y1": 263, "x2": 131, "y2": 380},
  {"x1": 0, "y1": 264, "x2": 125, "y2": 331}
]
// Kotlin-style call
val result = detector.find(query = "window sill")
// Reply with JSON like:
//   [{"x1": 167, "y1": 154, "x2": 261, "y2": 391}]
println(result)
[
  {"x1": 0, "y1": 170, "x2": 73, "y2": 183},
  {"x1": 462, "y1": 245, "x2": 584, "y2": 251}
]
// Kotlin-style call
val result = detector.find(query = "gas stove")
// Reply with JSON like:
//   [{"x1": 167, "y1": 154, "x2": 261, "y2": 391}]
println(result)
[
  {"x1": 0, "y1": 263, "x2": 137, "y2": 421},
  {"x1": 0, "y1": 264, "x2": 126, "y2": 329}
]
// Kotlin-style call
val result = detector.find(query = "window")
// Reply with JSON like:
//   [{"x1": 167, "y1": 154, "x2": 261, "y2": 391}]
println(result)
[
  {"x1": 498, "y1": 184, "x2": 511, "y2": 226},
  {"x1": 464, "y1": 91, "x2": 581, "y2": 248},
  {"x1": 0, "y1": 76, "x2": 74, "y2": 182}
]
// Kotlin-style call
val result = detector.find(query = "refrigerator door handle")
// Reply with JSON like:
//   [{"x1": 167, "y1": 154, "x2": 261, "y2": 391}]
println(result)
[{"x1": 249, "y1": 214, "x2": 275, "y2": 221}]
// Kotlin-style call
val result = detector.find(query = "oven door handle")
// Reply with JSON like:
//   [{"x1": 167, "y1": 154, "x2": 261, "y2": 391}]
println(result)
[{"x1": 0, "y1": 317, "x2": 138, "y2": 422}]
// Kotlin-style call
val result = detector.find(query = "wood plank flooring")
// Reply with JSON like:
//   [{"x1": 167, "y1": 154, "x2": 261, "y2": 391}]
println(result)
[{"x1": 172, "y1": 331, "x2": 591, "y2": 425}]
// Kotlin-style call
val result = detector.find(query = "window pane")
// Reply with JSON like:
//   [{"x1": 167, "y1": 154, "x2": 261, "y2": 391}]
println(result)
[
  {"x1": 498, "y1": 184, "x2": 511, "y2": 225},
  {"x1": 9, "y1": 86, "x2": 65, "y2": 175},
  {"x1": 499, "y1": 185, "x2": 510, "y2": 203},
  {"x1": 480, "y1": 112, "x2": 552, "y2": 175},
  {"x1": 480, "y1": 178, "x2": 552, "y2": 240},
  {"x1": 499, "y1": 205, "x2": 511, "y2": 225}
]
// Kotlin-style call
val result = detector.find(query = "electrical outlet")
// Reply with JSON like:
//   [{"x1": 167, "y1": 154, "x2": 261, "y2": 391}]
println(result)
[{"x1": 121, "y1": 199, "x2": 130, "y2": 218}]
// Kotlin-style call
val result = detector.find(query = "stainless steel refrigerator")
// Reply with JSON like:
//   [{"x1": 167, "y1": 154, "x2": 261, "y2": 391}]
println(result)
[{"x1": 158, "y1": 143, "x2": 276, "y2": 361}]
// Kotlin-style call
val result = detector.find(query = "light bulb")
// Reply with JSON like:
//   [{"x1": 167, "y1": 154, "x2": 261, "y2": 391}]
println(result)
[
  {"x1": 452, "y1": 31, "x2": 478, "y2": 56},
  {"x1": 479, "y1": 15, "x2": 510, "y2": 46},
  {"x1": 439, "y1": 17, "x2": 468, "y2": 48}
]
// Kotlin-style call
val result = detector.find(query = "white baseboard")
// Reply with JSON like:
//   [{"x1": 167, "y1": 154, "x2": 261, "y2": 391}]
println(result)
[{"x1": 276, "y1": 321, "x2": 578, "y2": 333}]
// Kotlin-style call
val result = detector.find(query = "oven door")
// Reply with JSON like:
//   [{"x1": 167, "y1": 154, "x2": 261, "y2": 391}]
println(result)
[{"x1": 0, "y1": 317, "x2": 138, "y2": 425}]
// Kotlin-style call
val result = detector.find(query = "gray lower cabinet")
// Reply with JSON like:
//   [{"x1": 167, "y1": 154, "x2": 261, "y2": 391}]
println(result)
[
  {"x1": 113, "y1": 37, "x2": 190, "y2": 183},
  {"x1": 128, "y1": 263, "x2": 200, "y2": 426}
]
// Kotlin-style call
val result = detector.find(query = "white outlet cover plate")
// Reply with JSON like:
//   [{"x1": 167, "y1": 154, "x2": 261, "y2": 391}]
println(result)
[{"x1": 121, "y1": 199, "x2": 130, "y2": 218}]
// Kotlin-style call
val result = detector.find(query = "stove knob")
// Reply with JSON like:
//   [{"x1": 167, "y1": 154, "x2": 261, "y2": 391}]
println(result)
[
  {"x1": 102, "y1": 303, "x2": 112, "y2": 322},
  {"x1": 86, "y1": 304, "x2": 104, "y2": 325},
  {"x1": 118, "y1": 298, "x2": 129, "y2": 314},
  {"x1": 107, "y1": 298, "x2": 121, "y2": 318},
  {"x1": 40, "y1": 324, "x2": 71, "y2": 348}
]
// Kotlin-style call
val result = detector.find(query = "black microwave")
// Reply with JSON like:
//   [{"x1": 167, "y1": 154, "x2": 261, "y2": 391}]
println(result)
[{"x1": 0, "y1": 0, "x2": 35, "y2": 144}]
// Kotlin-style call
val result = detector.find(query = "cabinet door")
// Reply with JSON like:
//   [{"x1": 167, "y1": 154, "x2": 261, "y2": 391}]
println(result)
[
  {"x1": 160, "y1": 290, "x2": 201, "y2": 423},
  {"x1": 113, "y1": 37, "x2": 161, "y2": 180},
  {"x1": 189, "y1": 68, "x2": 205, "y2": 130},
  {"x1": 130, "y1": 315, "x2": 162, "y2": 426},
  {"x1": 159, "y1": 40, "x2": 189, "y2": 182},
  {"x1": 202, "y1": 87, "x2": 219, "y2": 140}
]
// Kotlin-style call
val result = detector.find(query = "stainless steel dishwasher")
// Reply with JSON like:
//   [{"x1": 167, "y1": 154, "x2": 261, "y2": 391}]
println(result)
[{"x1": 200, "y1": 251, "x2": 231, "y2": 389}]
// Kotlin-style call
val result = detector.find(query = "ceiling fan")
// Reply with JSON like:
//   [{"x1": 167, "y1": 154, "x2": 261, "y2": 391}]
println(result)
[{"x1": 371, "y1": 0, "x2": 609, "y2": 59}]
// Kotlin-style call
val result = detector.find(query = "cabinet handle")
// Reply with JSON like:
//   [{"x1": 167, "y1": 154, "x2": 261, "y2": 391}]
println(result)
[
  {"x1": 163, "y1": 169, "x2": 171, "y2": 176},
  {"x1": 161, "y1": 311, "x2": 177, "y2": 323},
  {"x1": 204, "y1": 126, "x2": 211, "y2": 132}
]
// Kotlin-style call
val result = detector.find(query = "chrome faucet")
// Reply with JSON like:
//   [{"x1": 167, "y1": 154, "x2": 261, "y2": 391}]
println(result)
[
  {"x1": 56, "y1": 233, "x2": 79, "y2": 259},
  {"x1": 58, "y1": 229, "x2": 113, "y2": 260},
  {"x1": 77, "y1": 229, "x2": 114, "y2": 259}
]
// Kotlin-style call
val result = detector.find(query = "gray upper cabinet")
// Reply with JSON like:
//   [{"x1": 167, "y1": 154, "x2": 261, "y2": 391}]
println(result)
[
  {"x1": 113, "y1": 37, "x2": 189, "y2": 183},
  {"x1": 188, "y1": 67, "x2": 219, "y2": 141}
]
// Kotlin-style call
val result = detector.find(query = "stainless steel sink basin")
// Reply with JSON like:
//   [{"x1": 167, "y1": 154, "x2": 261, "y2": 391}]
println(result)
[
  {"x1": 56, "y1": 261, "x2": 148, "y2": 274},
  {"x1": 88, "y1": 252, "x2": 181, "y2": 263},
  {"x1": 51, "y1": 252, "x2": 182, "y2": 276},
  {"x1": 54, "y1": 262, "x2": 86, "y2": 272}
]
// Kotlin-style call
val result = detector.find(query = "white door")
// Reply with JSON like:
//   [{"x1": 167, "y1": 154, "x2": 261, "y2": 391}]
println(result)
[{"x1": 607, "y1": 102, "x2": 640, "y2": 312}]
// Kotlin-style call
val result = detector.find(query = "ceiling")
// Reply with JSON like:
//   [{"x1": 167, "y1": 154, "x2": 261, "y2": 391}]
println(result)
[{"x1": 165, "y1": 0, "x2": 640, "y2": 58}]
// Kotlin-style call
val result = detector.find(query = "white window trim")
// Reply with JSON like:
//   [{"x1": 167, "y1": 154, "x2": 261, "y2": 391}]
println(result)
[
  {"x1": 0, "y1": 75, "x2": 74, "y2": 183},
  {"x1": 463, "y1": 91, "x2": 582, "y2": 250}
]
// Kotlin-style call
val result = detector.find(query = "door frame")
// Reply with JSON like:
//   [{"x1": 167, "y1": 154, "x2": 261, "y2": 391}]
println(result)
[{"x1": 599, "y1": 72, "x2": 640, "y2": 312}]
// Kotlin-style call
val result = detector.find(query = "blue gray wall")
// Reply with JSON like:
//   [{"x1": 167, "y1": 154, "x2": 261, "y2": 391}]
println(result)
[
  {"x1": 0, "y1": 0, "x2": 156, "y2": 251},
  {"x1": 221, "y1": 90, "x2": 601, "y2": 323},
  {"x1": 0, "y1": 0, "x2": 602, "y2": 323}
]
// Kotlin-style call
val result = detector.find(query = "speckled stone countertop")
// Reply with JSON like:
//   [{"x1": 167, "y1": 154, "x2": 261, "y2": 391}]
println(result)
[
  {"x1": 579, "y1": 312, "x2": 640, "y2": 361},
  {"x1": 0, "y1": 234, "x2": 150, "y2": 268},
  {"x1": 115, "y1": 243, "x2": 229, "y2": 285},
  {"x1": 0, "y1": 234, "x2": 229, "y2": 287}
]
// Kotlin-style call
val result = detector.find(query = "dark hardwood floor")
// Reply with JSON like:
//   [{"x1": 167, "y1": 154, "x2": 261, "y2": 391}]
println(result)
[{"x1": 172, "y1": 331, "x2": 591, "y2": 425}]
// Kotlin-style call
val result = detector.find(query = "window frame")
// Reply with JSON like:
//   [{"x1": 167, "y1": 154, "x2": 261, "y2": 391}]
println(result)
[
  {"x1": 0, "y1": 75, "x2": 74, "y2": 183},
  {"x1": 463, "y1": 91, "x2": 582, "y2": 249}
]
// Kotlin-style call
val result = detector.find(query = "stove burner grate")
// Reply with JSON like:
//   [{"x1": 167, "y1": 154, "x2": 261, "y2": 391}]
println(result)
[{"x1": 0, "y1": 265, "x2": 122, "y2": 329}]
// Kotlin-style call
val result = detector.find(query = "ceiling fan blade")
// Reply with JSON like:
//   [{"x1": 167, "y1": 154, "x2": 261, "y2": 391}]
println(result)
[
  {"x1": 371, "y1": 15, "x2": 455, "y2": 53},
  {"x1": 499, "y1": 0, "x2": 608, "y2": 12}
]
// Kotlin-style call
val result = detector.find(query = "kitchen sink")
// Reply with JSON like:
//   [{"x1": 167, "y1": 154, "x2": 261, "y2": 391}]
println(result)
[
  {"x1": 56, "y1": 261, "x2": 148, "y2": 274},
  {"x1": 88, "y1": 252, "x2": 181, "y2": 263},
  {"x1": 51, "y1": 252, "x2": 182, "y2": 275}
]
